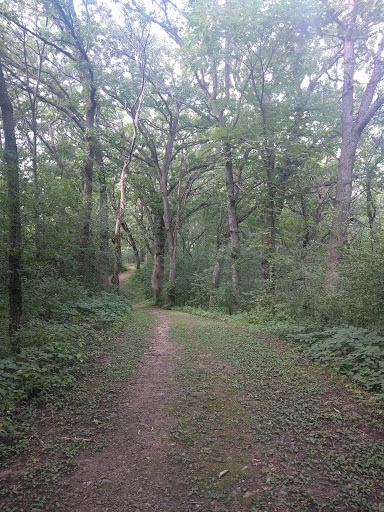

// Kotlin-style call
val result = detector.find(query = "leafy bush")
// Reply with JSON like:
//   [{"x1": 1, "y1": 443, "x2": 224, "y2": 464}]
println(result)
[
  {"x1": 337, "y1": 232, "x2": 384, "y2": 329},
  {"x1": 0, "y1": 337, "x2": 85, "y2": 407},
  {"x1": 23, "y1": 274, "x2": 87, "y2": 321},
  {"x1": 0, "y1": 289, "x2": 132, "y2": 433},
  {"x1": 72, "y1": 291, "x2": 132, "y2": 324},
  {"x1": 288, "y1": 326, "x2": 384, "y2": 391}
]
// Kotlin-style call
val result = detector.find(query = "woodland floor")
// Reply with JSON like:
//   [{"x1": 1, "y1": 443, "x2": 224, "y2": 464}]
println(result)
[{"x1": 1, "y1": 274, "x2": 384, "y2": 512}]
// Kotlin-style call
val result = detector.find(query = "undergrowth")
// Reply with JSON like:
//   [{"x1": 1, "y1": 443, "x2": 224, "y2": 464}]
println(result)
[
  {"x1": 169, "y1": 313, "x2": 384, "y2": 511},
  {"x1": 0, "y1": 308, "x2": 154, "y2": 510},
  {"x1": 121, "y1": 264, "x2": 153, "y2": 304},
  {"x1": 0, "y1": 281, "x2": 132, "y2": 437}
]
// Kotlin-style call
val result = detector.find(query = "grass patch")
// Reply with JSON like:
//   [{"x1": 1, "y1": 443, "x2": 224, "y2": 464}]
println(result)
[
  {"x1": 174, "y1": 306, "x2": 384, "y2": 395},
  {"x1": 168, "y1": 312, "x2": 384, "y2": 512}
]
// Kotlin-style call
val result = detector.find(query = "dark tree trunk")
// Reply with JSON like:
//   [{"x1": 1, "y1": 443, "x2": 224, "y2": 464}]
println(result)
[
  {"x1": 131, "y1": 240, "x2": 141, "y2": 270},
  {"x1": 47, "y1": 121, "x2": 65, "y2": 172},
  {"x1": 157, "y1": 109, "x2": 179, "y2": 307},
  {"x1": 209, "y1": 232, "x2": 225, "y2": 310},
  {"x1": 151, "y1": 214, "x2": 165, "y2": 306},
  {"x1": 122, "y1": 222, "x2": 141, "y2": 269},
  {"x1": 260, "y1": 150, "x2": 277, "y2": 289},
  {"x1": 77, "y1": 85, "x2": 97, "y2": 282},
  {"x1": 366, "y1": 166, "x2": 376, "y2": 230},
  {"x1": 260, "y1": 188, "x2": 276, "y2": 283},
  {"x1": 0, "y1": 59, "x2": 23, "y2": 336},
  {"x1": 223, "y1": 142, "x2": 240, "y2": 310},
  {"x1": 96, "y1": 142, "x2": 109, "y2": 286}
]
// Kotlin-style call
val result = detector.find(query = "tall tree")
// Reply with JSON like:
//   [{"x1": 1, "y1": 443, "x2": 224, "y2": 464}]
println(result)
[
  {"x1": 324, "y1": 0, "x2": 384, "y2": 288},
  {"x1": 111, "y1": 75, "x2": 146, "y2": 287},
  {"x1": 0, "y1": 58, "x2": 22, "y2": 335}
]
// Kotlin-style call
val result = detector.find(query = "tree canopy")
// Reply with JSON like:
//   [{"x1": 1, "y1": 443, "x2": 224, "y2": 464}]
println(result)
[{"x1": 1, "y1": 0, "x2": 384, "y2": 334}]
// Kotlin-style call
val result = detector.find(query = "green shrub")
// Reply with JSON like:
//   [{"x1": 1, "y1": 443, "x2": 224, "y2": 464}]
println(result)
[
  {"x1": 0, "y1": 289, "x2": 132, "y2": 433},
  {"x1": 288, "y1": 326, "x2": 384, "y2": 391}
]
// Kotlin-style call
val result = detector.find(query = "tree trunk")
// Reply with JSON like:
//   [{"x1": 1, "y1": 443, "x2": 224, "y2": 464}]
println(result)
[
  {"x1": 161, "y1": 178, "x2": 177, "y2": 306},
  {"x1": 122, "y1": 222, "x2": 141, "y2": 269},
  {"x1": 260, "y1": 173, "x2": 276, "y2": 284},
  {"x1": 156, "y1": 108, "x2": 179, "y2": 307},
  {"x1": 163, "y1": 174, "x2": 181, "y2": 308},
  {"x1": 47, "y1": 121, "x2": 65, "y2": 173},
  {"x1": 151, "y1": 214, "x2": 165, "y2": 306},
  {"x1": 223, "y1": 142, "x2": 240, "y2": 310},
  {"x1": 209, "y1": 233, "x2": 225, "y2": 309},
  {"x1": 260, "y1": 214, "x2": 275, "y2": 280},
  {"x1": 325, "y1": 0, "x2": 357, "y2": 289},
  {"x1": 366, "y1": 165, "x2": 376, "y2": 230},
  {"x1": 112, "y1": 158, "x2": 131, "y2": 286},
  {"x1": 0, "y1": 59, "x2": 23, "y2": 336},
  {"x1": 77, "y1": 85, "x2": 97, "y2": 282},
  {"x1": 96, "y1": 139, "x2": 109, "y2": 286},
  {"x1": 325, "y1": 0, "x2": 384, "y2": 287},
  {"x1": 325, "y1": 135, "x2": 358, "y2": 287},
  {"x1": 131, "y1": 239, "x2": 141, "y2": 270},
  {"x1": 112, "y1": 219, "x2": 122, "y2": 287}
]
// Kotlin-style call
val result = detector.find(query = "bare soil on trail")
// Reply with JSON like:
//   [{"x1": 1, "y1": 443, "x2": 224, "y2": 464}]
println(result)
[
  {"x1": 62, "y1": 311, "x2": 192, "y2": 512},
  {"x1": 118, "y1": 269, "x2": 134, "y2": 282}
]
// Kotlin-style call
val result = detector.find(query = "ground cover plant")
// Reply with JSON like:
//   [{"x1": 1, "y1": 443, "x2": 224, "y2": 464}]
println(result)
[
  {"x1": 0, "y1": 281, "x2": 132, "y2": 440},
  {"x1": 173, "y1": 306, "x2": 384, "y2": 395},
  {"x1": 169, "y1": 312, "x2": 384, "y2": 512},
  {"x1": 1, "y1": 280, "x2": 383, "y2": 511},
  {"x1": 0, "y1": 308, "x2": 154, "y2": 511}
]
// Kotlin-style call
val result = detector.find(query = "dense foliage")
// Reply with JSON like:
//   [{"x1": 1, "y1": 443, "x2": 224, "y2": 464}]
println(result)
[
  {"x1": 0, "y1": 0, "x2": 384, "y2": 393},
  {"x1": 0, "y1": 281, "x2": 132, "y2": 434}
]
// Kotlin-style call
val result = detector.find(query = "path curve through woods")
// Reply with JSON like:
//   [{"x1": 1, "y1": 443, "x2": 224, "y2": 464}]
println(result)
[{"x1": 63, "y1": 310, "x2": 191, "y2": 511}]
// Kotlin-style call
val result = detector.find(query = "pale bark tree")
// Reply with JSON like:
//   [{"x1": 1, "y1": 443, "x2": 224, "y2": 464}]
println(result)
[
  {"x1": 111, "y1": 74, "x2": 146, "y2": 286},
  {"x1": 325, "y1": 0, "x2": 384, "y2": 288}
]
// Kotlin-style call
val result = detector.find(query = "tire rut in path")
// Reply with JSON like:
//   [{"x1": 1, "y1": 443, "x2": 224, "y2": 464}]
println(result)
[{"x1": 63, "y1": 311, "x2": 188, "y2": 512}]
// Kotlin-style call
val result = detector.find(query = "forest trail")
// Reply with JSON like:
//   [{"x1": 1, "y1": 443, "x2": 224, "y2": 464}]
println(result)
[
  {"x1": 62, "y1": 310, "x2": 190, "y2": 511},
  {"x1": 117, "y1": 269, "x2": 135, "y2": 282},
  {"x1": 62, "y1": 307, "x2": 384, "y2": 512},
  {"x1": 1, "y1": 291, "x2": 384, "y2": 511}
]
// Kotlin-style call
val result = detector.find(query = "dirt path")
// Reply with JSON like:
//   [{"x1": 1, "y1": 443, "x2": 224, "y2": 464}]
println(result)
[
  {"x1": 1, "y1": 302, "x2": 383, "y2": 512},
  {"x1": 63, "y1": 311, "x2": 191, "y2": 512},
  {"x1": 118, "y1": 269, "x2": 134, "y2": 282}
]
